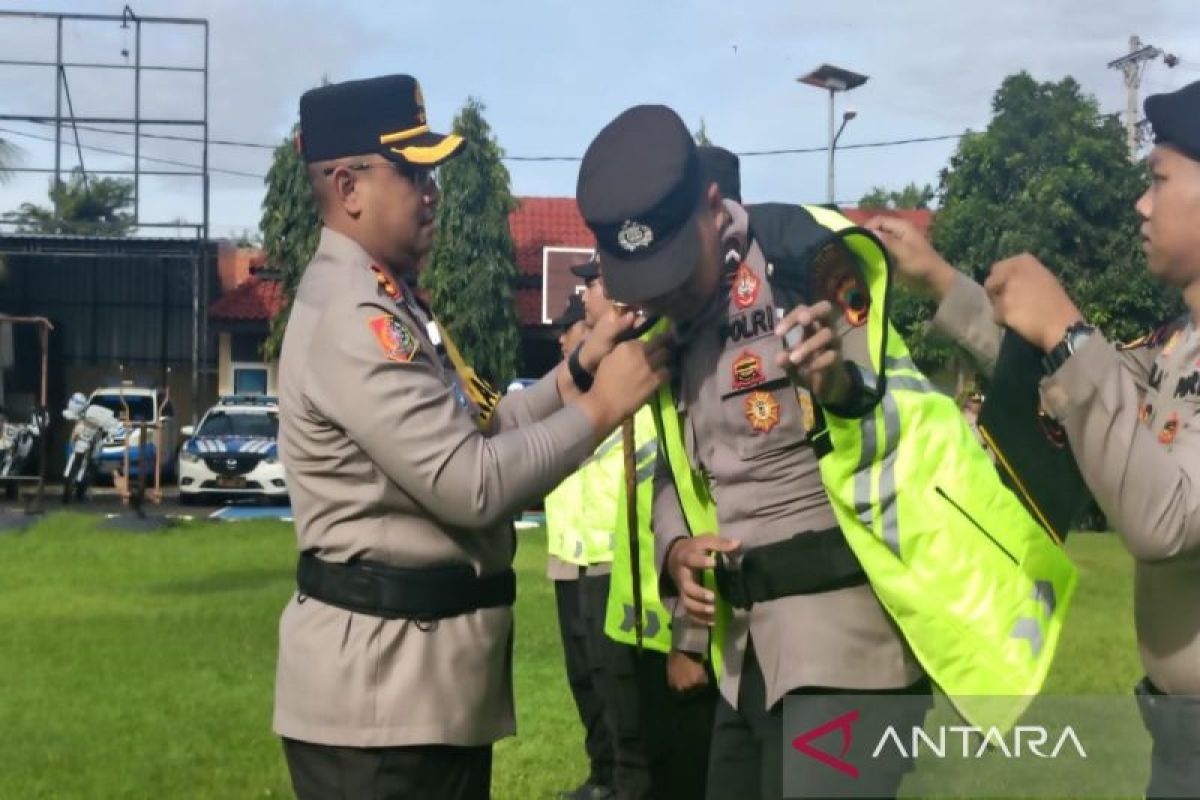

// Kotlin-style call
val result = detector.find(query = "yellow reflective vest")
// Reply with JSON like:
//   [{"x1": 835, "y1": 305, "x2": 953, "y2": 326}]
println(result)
[{"x1": 651, "y1": 204, "x2": 1077, "y2": 732}]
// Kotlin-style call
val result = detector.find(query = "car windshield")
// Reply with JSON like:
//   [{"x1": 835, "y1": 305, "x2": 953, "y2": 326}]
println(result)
[
  {"x1": 90, "y1": 394, "x2": 156, "y2": 422},
  {"x1": 197, "y1": 411, "x2": 278, "y2": 438}
]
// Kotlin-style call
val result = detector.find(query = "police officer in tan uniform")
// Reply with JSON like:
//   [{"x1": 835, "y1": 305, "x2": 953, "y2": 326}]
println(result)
[
  {"x1": 273, "y1": 74, "x2": 666, "y2": 800},
  {"x1": 868, "y1": 79, "x2": 1200, "y2": 800},
  {"x1": 577, "y1": 105, "x2": 928, "y2": 800}
]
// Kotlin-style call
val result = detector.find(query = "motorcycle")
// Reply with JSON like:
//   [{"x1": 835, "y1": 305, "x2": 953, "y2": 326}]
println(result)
[
  {"x1": 61, "y1": 393, "x2": 121, "y2": 503},
  {"x1": 0, "y1": 409, "x2": 46, "y2": 500}
]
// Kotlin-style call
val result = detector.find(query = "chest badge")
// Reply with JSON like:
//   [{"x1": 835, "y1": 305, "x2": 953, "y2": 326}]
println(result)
[
  {"x1": 744, "y1": 390, "x2": 780, "y2": 433},
  {"x1": 732, "y1": 262, "x2": 761, "y2": 310},
  {"x1": 368, "y1": 314, "x2": 420, "y2": 363},
  {"x1": 1159, "y1": 412, "x2": 1179, "y2": 445},
  {"x1": 731, "y1": 350, "x2": 765, "y2": 391}
]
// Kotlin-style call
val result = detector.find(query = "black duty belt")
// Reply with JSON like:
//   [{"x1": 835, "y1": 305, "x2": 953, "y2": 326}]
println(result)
[
  {"x1": 713, "y1": 527, "x2": 867, "y2": 610},
  {"x1": 296, "y1": 552, "x2": 516, "y2": 621}
]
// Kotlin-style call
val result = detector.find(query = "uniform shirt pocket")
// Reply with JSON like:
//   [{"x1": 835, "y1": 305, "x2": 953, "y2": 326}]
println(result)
[{"x1": 716, "y1": 342, "x2": 809, "y2": 460}]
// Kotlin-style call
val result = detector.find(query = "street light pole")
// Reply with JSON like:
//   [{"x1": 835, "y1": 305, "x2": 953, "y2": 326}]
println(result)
[
  {"x1": 826, "y1": 87, "x2": 835, "y2": 204},
  {"x1": 799, "y1": 64, "x2": 869, "y2": 206}
]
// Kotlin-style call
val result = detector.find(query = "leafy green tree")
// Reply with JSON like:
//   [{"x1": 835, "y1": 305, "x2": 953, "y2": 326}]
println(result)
[
  {"x1": 694, "y1": 119, "x2": 713, "y2": 146},
  {"x1": 419, "y1": 98, "x2": 521, "y2": 387},
  {"x1": 859, "y1": 182, "x2": 934, "y2": 211},
  {"x1": 932, "y1": 72, "x2": 1177, "y2": 347},
  {"x1": 3, "y1": 168, "x2": 134, "y2": 235},
  {"x1": 259, "y1": 125, "x2": 321, "y2": 360}
]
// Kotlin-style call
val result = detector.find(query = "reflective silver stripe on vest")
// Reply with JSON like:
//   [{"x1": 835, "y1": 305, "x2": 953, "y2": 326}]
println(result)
[
  {"x1": 1011, "y1": 616, "x2": 1045, "y2": 657},
  {"x1": 852, "y1": 367, "x2": 903, "y2": 555},
  {"x1": 620, "y1": 604, "x2": 662, "y2": 638},
  {"x1": 878, "y1": 392, "x2": 903, "y2": 556},
  {"x1": 582, "y1": 430, "x2": 623, "y2": 466}
]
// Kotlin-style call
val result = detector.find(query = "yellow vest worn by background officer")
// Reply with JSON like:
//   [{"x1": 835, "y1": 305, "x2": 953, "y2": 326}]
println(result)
[
  {"x1": 546, "y1": 428, "x2": 623, "y2": 567},
  {"x1": 653, "y1": 204, "x2": 1077, "y2": 732},
  {"x1": 604, "y1": 403, "x2": 673, "y2": 653}
]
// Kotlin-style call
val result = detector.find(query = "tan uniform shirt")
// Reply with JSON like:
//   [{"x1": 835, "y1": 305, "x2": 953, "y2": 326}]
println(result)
[
  {"x1": 273, "y1": 228, "x2": 595, "y2": 747},
  {"x1": 653, "y1": 203, "x2": 922, "y2": 709},
  {"x1": 934, "y1": 273, "x2": 1200, "y2": 694}
]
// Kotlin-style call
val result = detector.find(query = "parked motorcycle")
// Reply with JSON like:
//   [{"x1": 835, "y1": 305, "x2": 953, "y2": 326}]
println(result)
[
  {"x1": 61, "y1": 393, "x2": 121, "y2": 503},
  {"x1": 0, "y1": 409, "x2": 46, "y2": 500}
]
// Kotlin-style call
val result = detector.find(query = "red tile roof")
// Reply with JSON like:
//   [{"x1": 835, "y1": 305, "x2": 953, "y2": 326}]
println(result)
[
  {"x1": 509, "y1": 196, "x2": 595, "y2": 276},
  {"x1": 210, "y1": 201, "x2": 934, "y2": 327},
  {"x1": 208, "y1": 277, "x2": 285, "y2": 322}
]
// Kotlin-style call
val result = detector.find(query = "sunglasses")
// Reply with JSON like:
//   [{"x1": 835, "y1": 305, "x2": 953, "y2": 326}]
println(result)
[{"x1": 322, "y1": 160, "x2": 437, "y2": 190}]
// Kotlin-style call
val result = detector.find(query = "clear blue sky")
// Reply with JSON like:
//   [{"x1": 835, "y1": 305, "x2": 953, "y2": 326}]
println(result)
[{"x1": 1, "y1": 0, "x2": 1199, "y2": 239}]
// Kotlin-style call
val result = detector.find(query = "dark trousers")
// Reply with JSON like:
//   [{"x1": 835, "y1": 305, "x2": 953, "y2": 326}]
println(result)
[
  {"x1": 1136, "y1": 677, "x2": 1200, "y2": 799},
  {"x1": 635, "y1": 648, "x2": 719, "y2": 800},
  {"x1": 556, "y1": 577, "x2": 616, "y2": 789},
  {"x1": 706, "y1": 643, "x2": 930, "y2": 800},
  {"x1": 282, "y1": 737, "x2": 491, "y2": 800},
  {"x1": 580, "y1": 572, "x2": 656, "y2": 800}
]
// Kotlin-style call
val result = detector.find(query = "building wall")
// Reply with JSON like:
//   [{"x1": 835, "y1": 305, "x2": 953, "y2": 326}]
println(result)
[{"x1": 216, "y1": 331, "x2": 278, "y2": 397}]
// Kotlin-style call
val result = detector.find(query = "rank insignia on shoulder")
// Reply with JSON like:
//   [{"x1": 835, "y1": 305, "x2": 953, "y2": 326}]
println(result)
[
  {"x1": 1160, "y1": 412, "x2": 1179, "y2": 445},
  {"x1": 731, "y1": 262, "x2": 761, "y2": 310},
  {"x1": 731, "y1": 350, "x2": 766, "y2": 391},
  {"x1": 368, "y1": 314, "x2": 420, "y2": 363},
  {"x1": 370, "y1": 264, "x2": 401, "y2": 301},
  {"x1": 744, "y1": 390, "x2": 780, "y2": 433}
]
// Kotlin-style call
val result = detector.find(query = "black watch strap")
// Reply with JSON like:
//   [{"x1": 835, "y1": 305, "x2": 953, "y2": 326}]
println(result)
[
  {"x1": 1042, "y1": 322, "x2": 1096, "y2": 375},
  {"x1": 568, "y1": 344, "x2": 594, "y2": 392}
]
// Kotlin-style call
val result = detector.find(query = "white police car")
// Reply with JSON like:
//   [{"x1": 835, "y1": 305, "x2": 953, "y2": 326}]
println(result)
[{"x1": 177, "y1": 395, "x2": 287, "y2": 505}]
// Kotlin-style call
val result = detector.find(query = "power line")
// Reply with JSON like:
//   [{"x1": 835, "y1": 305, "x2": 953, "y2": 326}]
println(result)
[
  {"x1": 0, "y1": 125, "x2": 263, "y2": 179},
  {"x1": 8, "y1": 116, "x2": 970, "y2": 163}
]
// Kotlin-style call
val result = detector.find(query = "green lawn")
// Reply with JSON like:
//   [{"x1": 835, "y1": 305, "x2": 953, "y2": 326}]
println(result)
[{"x1": 0, "y1": 516, "x2": 1142, "y2": 799}]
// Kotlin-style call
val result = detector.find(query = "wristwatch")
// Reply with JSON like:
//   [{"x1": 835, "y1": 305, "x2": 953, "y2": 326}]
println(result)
[
  {"x1": 568, "y1": 344, "x2": 595, "y2": 392},
  {"x1": 1042, "y1": 321, "x2": 1096, "y2": 375}
]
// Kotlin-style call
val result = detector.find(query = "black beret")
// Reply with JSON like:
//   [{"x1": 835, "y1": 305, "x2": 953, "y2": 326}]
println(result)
[{"x1": 1145, "y1": 80, "x2": 1200, "y2": 162}]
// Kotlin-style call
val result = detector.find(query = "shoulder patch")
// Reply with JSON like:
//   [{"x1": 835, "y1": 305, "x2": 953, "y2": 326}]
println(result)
[
  {"x1": 367, "y1": 314, "x2": 420, "y2": 363},
  {"x1": 1120, "y1": 316, "x2": 1187, "y2": 351},
  {"x1": 812, "y1": 241, "x2": 870, "y2": 327}
]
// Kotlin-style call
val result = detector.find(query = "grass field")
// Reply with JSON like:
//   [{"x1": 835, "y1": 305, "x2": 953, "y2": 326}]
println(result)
[{"x1": 0, "y1": 515, "x2": 1143, "y2": 799}]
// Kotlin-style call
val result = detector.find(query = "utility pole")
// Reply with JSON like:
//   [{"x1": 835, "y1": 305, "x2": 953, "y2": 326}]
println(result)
[{"x1": 1108, "y1": 36, "x2": 1177, "y2": 159}]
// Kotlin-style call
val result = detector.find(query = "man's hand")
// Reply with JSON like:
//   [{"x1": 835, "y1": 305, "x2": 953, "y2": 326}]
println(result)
[
  {"x1": 577, "y1": 335, "x2": 669, "y2": 439},
  {"x1": 865, "y1": 216, "x2": 959, "y2": 302},
  {"x1": 666, "y1": 649, "x2": 709, "y2": 694},
  {"x1": 773, "y1": 301, "x2": 852, "y2": 407},
  {"x1": 983, "y1": 254, "x2": 1083, "y2": 353},
  {"x1": 666, "y1": 534, "x2": 741, "y2": 626},
  {"x1": 577, "y1": 306, "x2": 639, "y2": 373}
]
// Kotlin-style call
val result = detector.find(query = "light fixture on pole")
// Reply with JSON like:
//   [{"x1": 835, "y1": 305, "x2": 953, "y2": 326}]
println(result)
[{"x1": 798, "y1": 64, "x2": 869, "y2": 205}]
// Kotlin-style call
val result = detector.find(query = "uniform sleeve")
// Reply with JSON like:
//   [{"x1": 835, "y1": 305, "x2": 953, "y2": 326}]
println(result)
[
  {"x1": 1041, "y1": 335, "x2": 1200, "y2": 561},
  {"x1": 491, "y1": 366, "x2": 565, "y2": 432},
  {"x1": 930, "y1": 271, "x2": 1157, "y2": 389},
  {"x1": 306, "y1": 303, "x2": 595, "y2": 531},
  {"x1": 930, "y1": 272, "x2": 1003, "y2": 378}
]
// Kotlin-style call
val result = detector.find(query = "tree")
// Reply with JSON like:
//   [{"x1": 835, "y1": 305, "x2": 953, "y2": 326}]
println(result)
[
  {"x1": 858, "y1": 182, "x2": 934, "y2": 210},
  {"x1": 694, "y1": 119, "x2": 713, "y2": 146},
  {"x1": 932, "y1": 72, "x2": 1178, "y2": 348},
  {"x1": 2, "y1": 168, "x2": 134, "y2": 235},
  {"x1": 259, "y1": 126, "x2": 321, "y2": 360},
  {"x1": 0, "y1": 137, "x2": 19, "y2": 183},
  {"x1": 420, "y1": 98, "x2": 521, "y2": 387}
]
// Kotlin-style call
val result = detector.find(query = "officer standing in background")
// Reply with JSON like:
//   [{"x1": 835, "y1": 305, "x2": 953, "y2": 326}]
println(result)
[
  {"x1": 577, "y1": 105, "x2": 929, "y2": 800},
  {"x1": 545, "y1": 292, "x2": 618, "y2": 800},
  {"x1": 868, "y1": 79, "x2": 1200, "y2": 800},
  {"x1": 568, "y1": 255, "x2": 658, "y2": 800},
  {"x1": 272, "y1": 74, "x2": 666, "y2": 800}
]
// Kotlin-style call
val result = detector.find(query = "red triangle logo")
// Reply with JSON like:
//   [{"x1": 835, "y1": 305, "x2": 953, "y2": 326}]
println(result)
[{"x1": 791, "y1": 709, "x2": 860, "y2": 778}]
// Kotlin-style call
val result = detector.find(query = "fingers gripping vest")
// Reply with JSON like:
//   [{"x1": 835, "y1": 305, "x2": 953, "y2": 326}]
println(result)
[{"x1": 654, "y1": 205, "x2": 1077, "y2": 732}]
